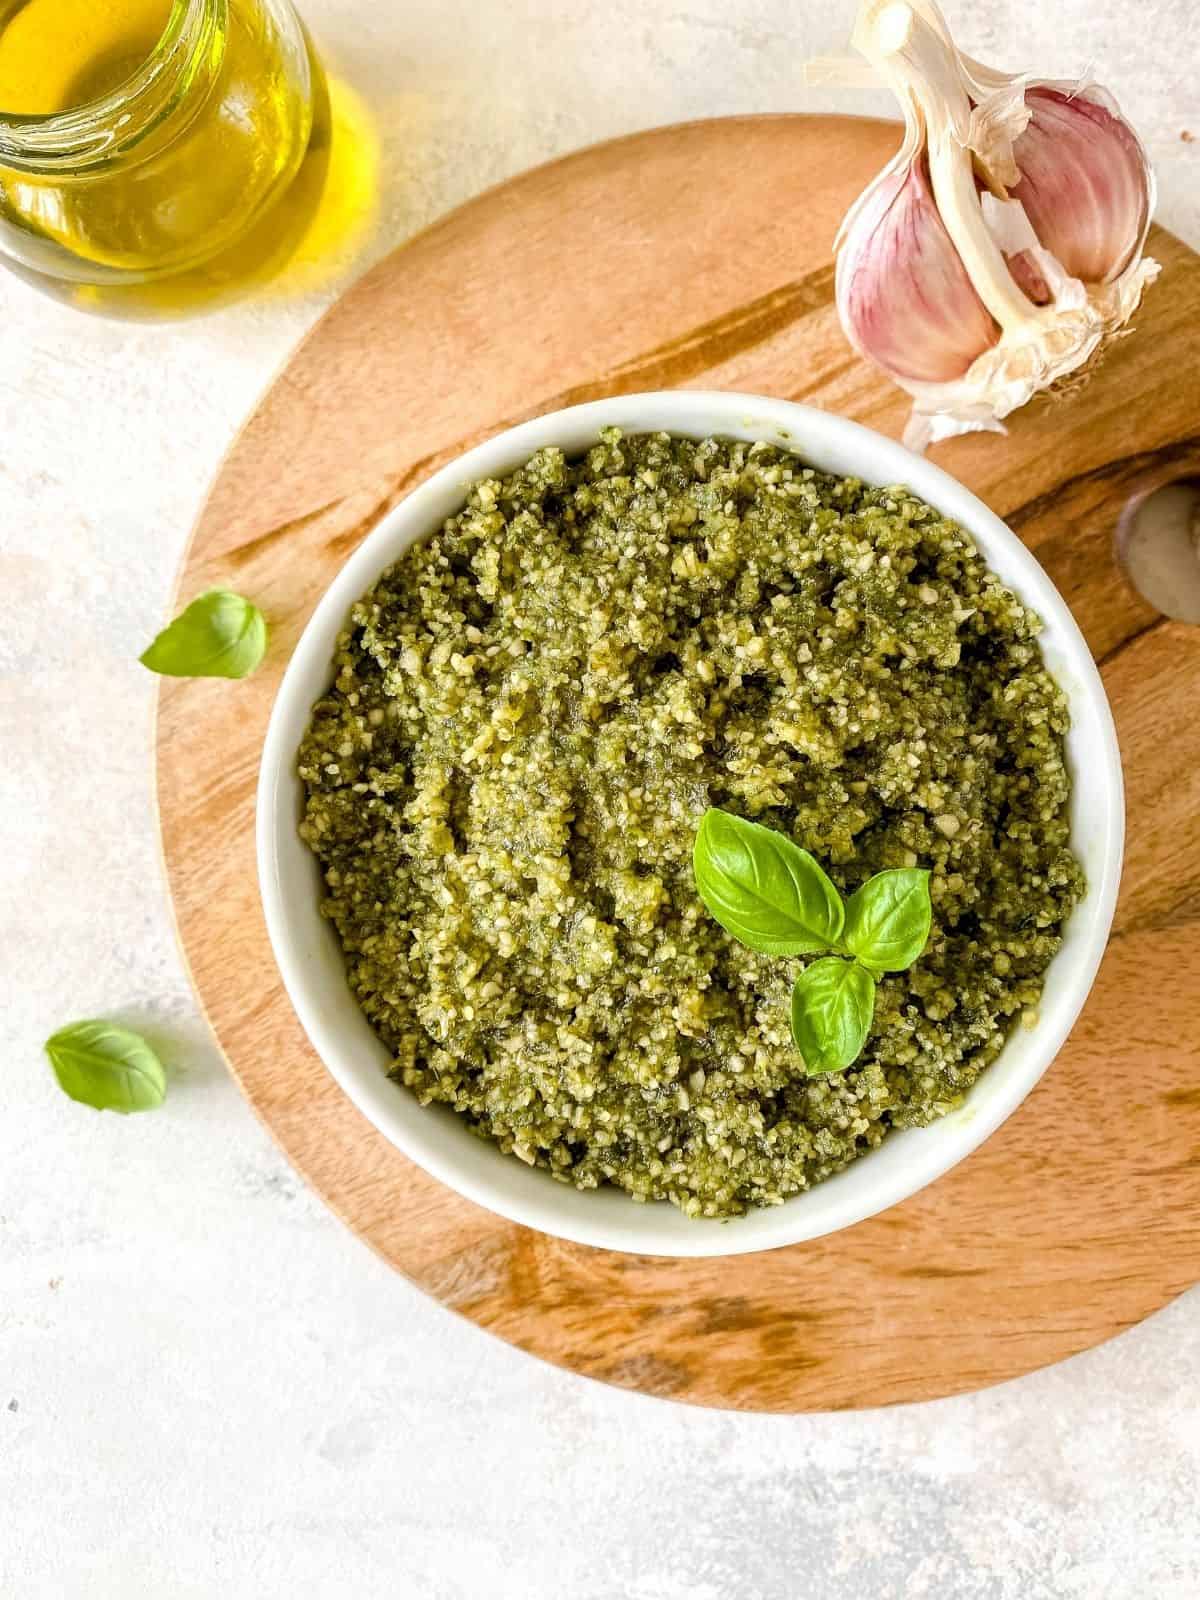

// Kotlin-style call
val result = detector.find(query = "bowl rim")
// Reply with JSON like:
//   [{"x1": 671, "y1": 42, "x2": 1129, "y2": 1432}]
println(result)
[{"x1": 256, "y1": 391, "x2": 1125, "y2": 1258}]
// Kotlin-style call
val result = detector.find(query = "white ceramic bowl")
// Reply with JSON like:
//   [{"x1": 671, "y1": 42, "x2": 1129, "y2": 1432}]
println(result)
[{"x1": 257, "y1": 392, "x2": 1123, "y2": 1258}]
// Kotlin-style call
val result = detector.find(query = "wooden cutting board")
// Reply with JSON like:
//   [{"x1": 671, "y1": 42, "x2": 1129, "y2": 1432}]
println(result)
[{"x1": 156, "y1": 115, "x2": 1200, "y2": 1411}]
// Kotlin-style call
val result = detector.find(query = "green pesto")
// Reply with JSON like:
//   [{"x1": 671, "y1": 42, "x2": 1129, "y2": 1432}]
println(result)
[{"x1": 298, "y1": 430, "x2": 1083, "y2": 1219}]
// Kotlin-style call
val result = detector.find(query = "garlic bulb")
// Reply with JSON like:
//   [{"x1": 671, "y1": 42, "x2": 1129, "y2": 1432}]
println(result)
[{"x1": 833, "y1": 0, "x2": 1159, "y2": 450}]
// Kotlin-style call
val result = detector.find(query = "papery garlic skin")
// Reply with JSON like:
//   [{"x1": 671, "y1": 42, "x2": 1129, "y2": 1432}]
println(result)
[{"x1": 833, "y1": 0, "x2": 1159, "y2": 451}]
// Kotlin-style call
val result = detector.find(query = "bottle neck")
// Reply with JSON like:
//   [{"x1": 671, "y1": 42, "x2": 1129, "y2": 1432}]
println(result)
[{"x1": 0, "y1": 0, "x2": 225, "y2": 176}]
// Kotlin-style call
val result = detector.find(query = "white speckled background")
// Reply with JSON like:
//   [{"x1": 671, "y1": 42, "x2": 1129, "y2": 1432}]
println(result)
[{"x1": 3, "y1": 1, "x2": 1199, "y2": 1594}]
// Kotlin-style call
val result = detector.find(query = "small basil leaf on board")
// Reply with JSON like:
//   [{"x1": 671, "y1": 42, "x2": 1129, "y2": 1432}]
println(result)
[
  {"x1": 842, "y1": 867, "x2": 932, "y2": 973},
  {"x1": 790, "y1": 957, "x2": 876, "y2": 1076},
  {"x1": 140, "y1": 590, "x2": 267, "y2": 679},
  {"x1": 44, "y1": 1021, "x2": 167, "y2": 1113},
  {"x1": 692, "y1": 808, "x2": 845, "y2": 956}
]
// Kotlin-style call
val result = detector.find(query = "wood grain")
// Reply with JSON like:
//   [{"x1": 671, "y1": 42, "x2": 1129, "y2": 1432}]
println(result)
[{"x1": 156, "y1": 115, "x2": 1200, "y2": 1411}]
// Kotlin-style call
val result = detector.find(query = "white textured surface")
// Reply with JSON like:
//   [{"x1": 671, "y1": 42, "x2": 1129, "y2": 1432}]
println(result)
[{"x1": 2, "y1": 2, "x2": 1198, "y2": 1595}]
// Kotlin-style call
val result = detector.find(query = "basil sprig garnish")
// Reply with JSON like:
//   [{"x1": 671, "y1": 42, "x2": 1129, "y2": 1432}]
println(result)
[
  {"x1": 842, "y1": 867, "x2": 932, "y2": 975},
  {"x1": 692, "y1": 809, "x2": 844, "y2": 955},
  {"x1": 789, "y1": 957, "x2": 876, "y2": 1076},
  {"x1": 692, "y1": 808, "x2": 932, "y2": 1076},
  {"x1": 140, "y1": 589, "x2": 267, "y2": 679}
]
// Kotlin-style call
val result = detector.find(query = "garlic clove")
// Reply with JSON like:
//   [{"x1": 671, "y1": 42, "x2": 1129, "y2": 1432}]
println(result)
[
  {"x1": 1003, "y1": 248, "x2": 1052, "y2": 306},
  {"x1": 837, "y1": 156, "x2": 999, "y2": 384},
  {"x1": 1010, "y1": 87, "x2": 1152, "y2": 284}
]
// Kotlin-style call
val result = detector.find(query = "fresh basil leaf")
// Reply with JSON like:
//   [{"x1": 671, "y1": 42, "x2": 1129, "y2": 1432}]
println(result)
[
  {"x1": 693, "y1": 808, "x2": 844, "y2": 956},
  {"x1": 842, "y1": 868, "x2": 932, "y2": 973},
  {"x1": 140, "y1": 589, "x2": 267, "y2": 679},
  {"x1": 44, "y1": 1021, "x2": 167, "y2": 1113},
  {"x1": 790, "y1": 957, "x2": 875, "y2": 1076}
]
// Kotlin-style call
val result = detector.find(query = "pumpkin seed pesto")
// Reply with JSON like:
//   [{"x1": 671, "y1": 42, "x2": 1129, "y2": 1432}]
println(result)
[{"x1": 298, "y1": 430, "x2": 1083, "y2": 1219}]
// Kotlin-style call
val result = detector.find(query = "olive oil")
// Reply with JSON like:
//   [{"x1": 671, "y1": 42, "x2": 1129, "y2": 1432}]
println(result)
[
  {"x1": 0, "y1": 0, "x2": 173, "y2": 114},
  {"x1": 0, "y1": 0, "x2": 316, "y2": 284}
]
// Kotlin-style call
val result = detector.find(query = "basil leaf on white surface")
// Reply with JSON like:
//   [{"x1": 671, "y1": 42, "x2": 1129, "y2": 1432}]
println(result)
[{"x1": 44, "y1": 1021, "x2": 167, "y2": 1113}]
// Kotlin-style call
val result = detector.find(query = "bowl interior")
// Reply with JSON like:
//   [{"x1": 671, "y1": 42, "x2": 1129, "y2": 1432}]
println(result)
[{"x1": 257, "y1": 392, "x2": 1123, "y2": 1258}]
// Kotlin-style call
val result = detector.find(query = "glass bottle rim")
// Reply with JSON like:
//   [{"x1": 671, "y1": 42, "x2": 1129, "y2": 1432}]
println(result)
[{"x1": 0, "y1": 0, "x2": 222, "y2": 174}]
